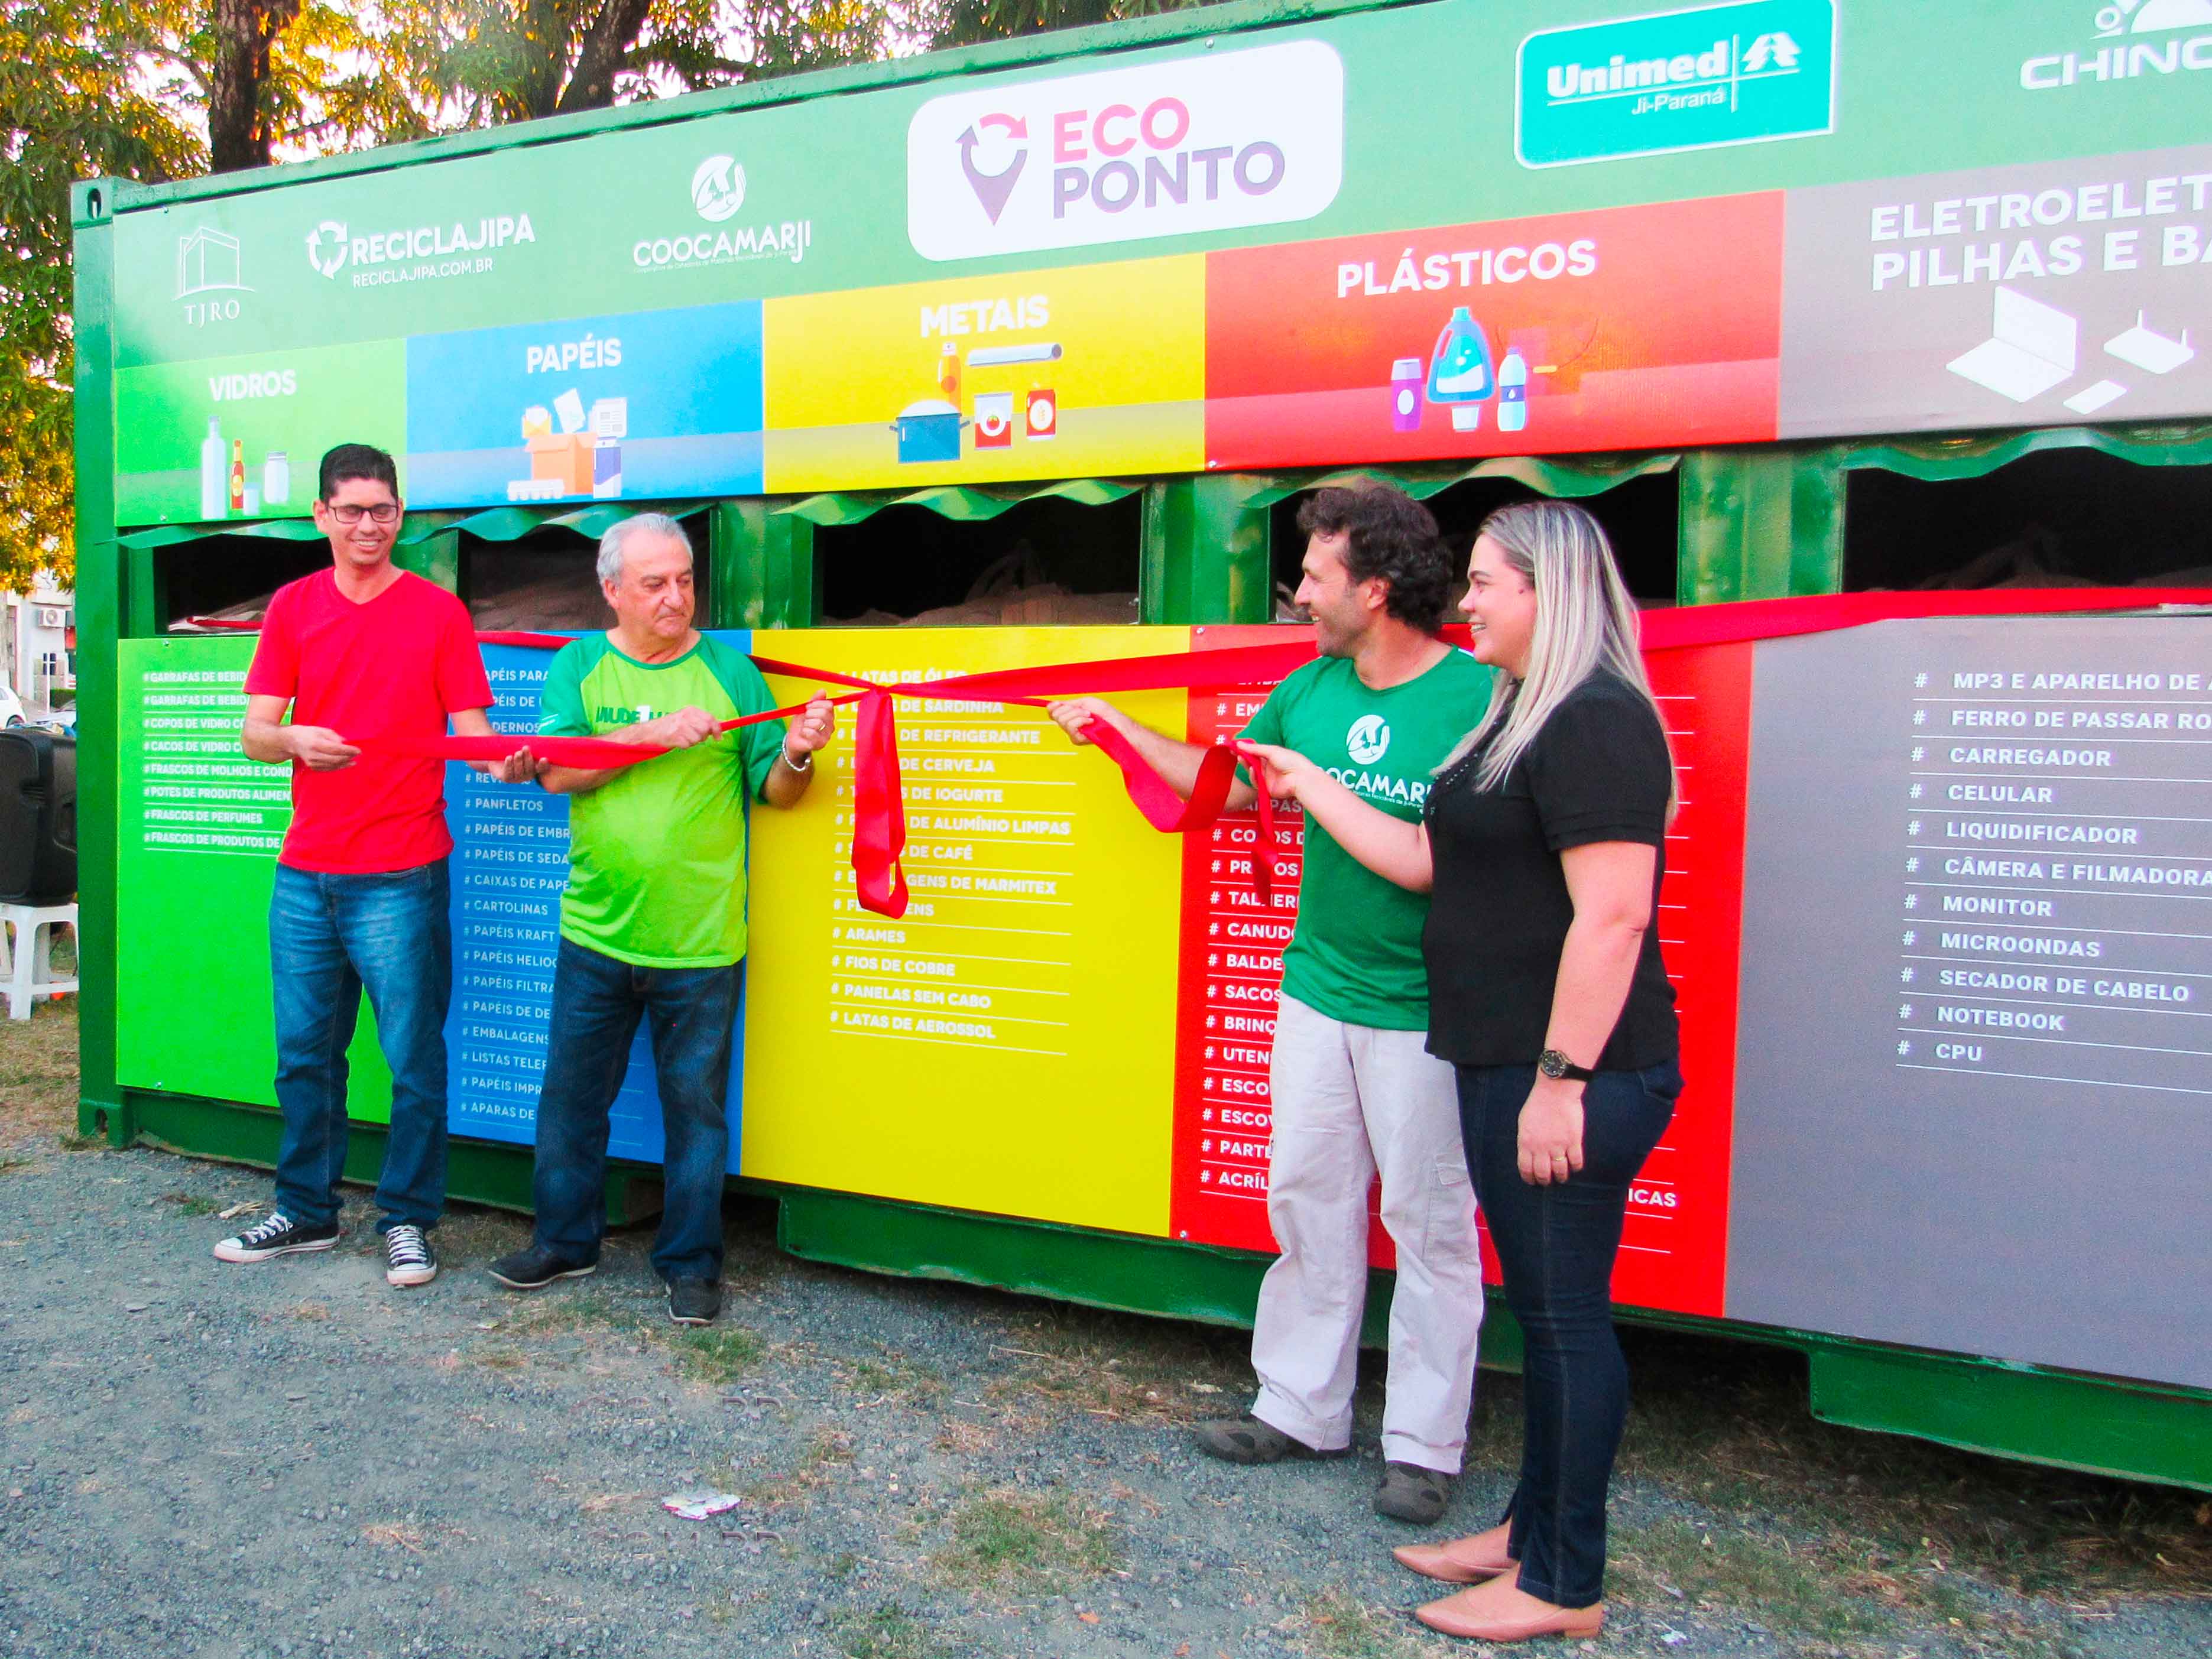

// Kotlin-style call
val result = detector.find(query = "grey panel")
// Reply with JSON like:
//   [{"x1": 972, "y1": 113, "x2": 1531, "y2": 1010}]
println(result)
[
  {"x1": 1779, "y1": 145, "x2": 2212, "y2": 439},
  {"x1": 1726, "y1": 615, "x2": 2212, "y2": 1390}
]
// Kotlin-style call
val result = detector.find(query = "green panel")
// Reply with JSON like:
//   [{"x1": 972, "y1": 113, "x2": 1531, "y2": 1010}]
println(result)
[
  {"x1": 777, "y1": 479, "x2": 1144, "y2": 528},
  {"x1": 1244, "y1": 453, "x2": 1681, "y2": 509},
  {"x1": 116, "y1": 517, "x2": 329, "y2": 549},
  {"x1": 1141, "y1": 475, "x2": 1273, "y2": 625},
  {"x1": 112, "y1": 636, "x2": 393, "y2": 1117},
  {"x1": 72, "y1": 186, "x2": 124, "y2": 1137},
  {"x1": 1808, "y1": 1340, "x2": 2212, "y2": 1493},
  {"x1": 391, "y1": 527, "x2": 460, "y2": 592},
  {"x1": 117, "y1": 1089, "x2": 667, "y2": 1223},
  {"x1": 774, "y1": 1187, "x2": 1526, "y2": 1371},
  {"x1": 115, "y1": 339, "x2": 407, "y2": 525},
  {"x1": 709, "y1": 499, "x2": 815, "y2": 630},
  {"x1": 1677, "y1": 446, "x2": 1844, "y2": 605},
  {"x1": 1831, "y1": 421, "x2": 2212, "y2": 482}
]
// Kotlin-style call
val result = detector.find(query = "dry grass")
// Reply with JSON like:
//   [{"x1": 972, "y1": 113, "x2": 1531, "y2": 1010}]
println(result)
[
  {"x1": 0, "y1": 997, "x2": 81, "y2": 1146},
  {"x1": 978, "y1": 1303, "x2": 1251, "y2": 1424},
  {"x1": 926, "y1": 1485, "x2": 1121, "y2": 1593}
]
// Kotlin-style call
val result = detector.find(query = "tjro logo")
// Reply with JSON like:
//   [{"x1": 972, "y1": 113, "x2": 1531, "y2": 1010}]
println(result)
[
  {"x1": 907, "y1": 40, "x2": 1344, "y2": 262},
  {"x1": 1516, "y1": 0, "x2": 1835, "y2": 169}
]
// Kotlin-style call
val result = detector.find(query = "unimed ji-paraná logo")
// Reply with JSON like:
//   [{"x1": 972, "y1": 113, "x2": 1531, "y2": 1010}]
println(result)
[{"x1": 1516, "y1": 0, "x2": 1835, "y2": 168}]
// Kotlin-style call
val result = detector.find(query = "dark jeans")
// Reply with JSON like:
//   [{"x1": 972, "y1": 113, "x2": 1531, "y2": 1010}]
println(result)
[
  {"x1": 269, "y1": 859, "x2": 453, "y2": 1234},
  {"x1": 1456, "y1": 1059, "x2": 1682, "y2": 1608},
  {"x1": 531, "y1": 936, "x2": 742, "y2": 1283}
]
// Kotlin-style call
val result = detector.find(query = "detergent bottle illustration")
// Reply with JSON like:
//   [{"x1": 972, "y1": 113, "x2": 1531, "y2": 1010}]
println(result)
[
  {"x1": 1426, "y1": 307, "x2": 1495, "y2": 432},
  {"x1": 1498, "y1": 348, "x2": 1529, "y2": 434}
]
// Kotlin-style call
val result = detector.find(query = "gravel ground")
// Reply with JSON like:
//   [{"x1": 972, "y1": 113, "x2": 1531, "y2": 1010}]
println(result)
[{"x1": 1, "y1": 1115, "x2": 2208, "y2": 1659}]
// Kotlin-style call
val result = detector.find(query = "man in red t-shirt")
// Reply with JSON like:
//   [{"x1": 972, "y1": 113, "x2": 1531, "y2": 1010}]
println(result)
[{"x1": 213, "y1": 443, "x2": 533, "y2": 1289}]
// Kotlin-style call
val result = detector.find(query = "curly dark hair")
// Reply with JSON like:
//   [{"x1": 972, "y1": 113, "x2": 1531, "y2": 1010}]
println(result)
[{"x1": 1294, "y1": 485, "x2": 1452, "y2": 631}]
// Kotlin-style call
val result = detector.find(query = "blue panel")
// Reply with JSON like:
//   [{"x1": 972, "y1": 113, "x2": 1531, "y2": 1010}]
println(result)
[
  {"x1": 404, "y1": 303, "x2": 766, "y2": 508},
  {"x1": 443, "y1": 632, "x2": 753, "y2": 1173}
]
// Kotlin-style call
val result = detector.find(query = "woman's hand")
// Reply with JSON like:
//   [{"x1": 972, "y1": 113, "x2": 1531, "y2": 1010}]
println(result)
[
  {"x1": 1517, "y1": 1076, "x2": 1586, "y2": 1186},
  {"x1": 1235, "y1": 741, "x2": 1318, "y2": 802}
]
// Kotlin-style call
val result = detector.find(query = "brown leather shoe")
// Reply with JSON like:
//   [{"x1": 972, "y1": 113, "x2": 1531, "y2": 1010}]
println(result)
[
  {"x1": 1392, "y1": 1521, "x2": 1517, "y2": 1583},
  {"x1": 1414, "y1": 1575, "x2": 1604, "y2": 1642}
]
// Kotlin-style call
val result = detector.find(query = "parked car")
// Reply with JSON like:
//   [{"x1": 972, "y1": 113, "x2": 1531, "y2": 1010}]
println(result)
[{"x1": 0, "y1": 684, "x2": 25, "y2": 728}]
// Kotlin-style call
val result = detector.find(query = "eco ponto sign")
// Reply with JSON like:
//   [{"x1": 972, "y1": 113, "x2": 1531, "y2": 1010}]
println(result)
[{"x1": 906, "y1": 40, "x2": 1344, "y2": 261}]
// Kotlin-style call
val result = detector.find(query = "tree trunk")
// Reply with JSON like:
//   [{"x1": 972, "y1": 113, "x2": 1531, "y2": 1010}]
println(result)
[
  {"x1": 207, "y1": 0, "x2": 301, "y2": 171},
  {"x1": 557, "y1": 0, "x2": 656, "y2": 115}
]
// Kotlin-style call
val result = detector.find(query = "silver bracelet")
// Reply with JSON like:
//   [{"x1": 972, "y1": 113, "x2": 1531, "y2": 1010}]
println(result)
[{"x1": 780, "y1": 739, "x2": 813, "y2": 772}]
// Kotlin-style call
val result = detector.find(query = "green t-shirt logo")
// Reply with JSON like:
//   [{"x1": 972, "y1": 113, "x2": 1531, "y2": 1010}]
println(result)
[{"x1": 1345, "y1": 714, "x2": 1391, "y2": 766}]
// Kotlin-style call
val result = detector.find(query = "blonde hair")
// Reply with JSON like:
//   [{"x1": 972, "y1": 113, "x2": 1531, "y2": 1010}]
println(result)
[{"x1": 1441, "y1": 501, "x2": 1676, "y2": 820}]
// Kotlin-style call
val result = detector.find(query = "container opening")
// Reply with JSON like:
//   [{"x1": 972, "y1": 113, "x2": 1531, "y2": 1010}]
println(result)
[
  {"x1": 156, "y1": 536, "x2": 332, "y2": 632},
  {"x1": 1845, "y1": 450, "x2": 2212, "y2": 592},
  {"x1": 1267, "y1": 470, "x2": 1681, "y2": 618},
  {"x1": 816, "y1": 495, "x2": 1141, "y2": 626}
]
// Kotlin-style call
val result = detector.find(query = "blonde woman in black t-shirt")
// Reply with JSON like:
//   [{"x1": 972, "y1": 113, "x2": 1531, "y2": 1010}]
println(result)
[{"x1": 1240, "y1": 500, "x2": 1680, "y2": 1644}]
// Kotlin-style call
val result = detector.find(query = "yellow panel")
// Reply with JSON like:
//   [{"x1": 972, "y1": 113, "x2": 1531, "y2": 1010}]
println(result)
[
  {"x1": 762, "y1": 256, "x2": 1206, "y2": 492},
  {"x1": 741, "y1": 627, "x2": 1190, "y2": 1238}
]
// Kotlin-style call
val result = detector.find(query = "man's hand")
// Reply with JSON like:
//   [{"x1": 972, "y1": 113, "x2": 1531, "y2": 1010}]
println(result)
[
  {"x1": 469, "y1": 746, "x2": 543, "y2": 784},
  {"x1": 621, "y1": 706, "x2": 719, "y2": 751},
  {"x1": 783, "y1": 692, "x2": 837, "y2": 761},
  {"x1": 1234, "y1": 740, "x2": 1317, "y2": 802},
  {"x1": 1046, "y1": 697, "x2": 1133, "y2": 748},
  {"x1": 287, "y1": 726, "x2": 360, "y2": 771}
]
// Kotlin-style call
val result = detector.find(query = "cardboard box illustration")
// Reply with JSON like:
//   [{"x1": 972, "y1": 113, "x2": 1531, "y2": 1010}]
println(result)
[{"x1": 526, "y1": 433, "x2": 594, "y2": 496}]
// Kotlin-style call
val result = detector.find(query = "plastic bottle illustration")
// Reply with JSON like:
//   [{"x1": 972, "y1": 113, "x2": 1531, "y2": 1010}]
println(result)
[
  {"x1": 200, "y1": 417, "x2": 226, "y2": 520},
  {"x1": 1498, "y1": 349, "x2": 1529, "y2": 434},
  {"x1": 1426, "y1": 307, "x2": 1495, "y2": 432},
  {"x1": 938, "y1": 343, "x2": 962, "y2": 404},
  {"x1": 229, "y1": 440, "x2": 247, "y2": 514},
  {"x1": 1389, "y1": 358, "x2": 1425, "y2": 433},
  {"x1": 263, "y1": 450, "x2": 290, "y2": 508}
]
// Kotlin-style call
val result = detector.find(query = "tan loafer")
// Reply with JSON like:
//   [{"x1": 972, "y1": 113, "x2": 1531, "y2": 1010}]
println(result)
[
  {"x1": 1391, "y1": 1525, "x2": 1517, "y2": 1584},
  {"x1": 1414, "y1": 1576, "x2": 1604, "y2": 1642}
]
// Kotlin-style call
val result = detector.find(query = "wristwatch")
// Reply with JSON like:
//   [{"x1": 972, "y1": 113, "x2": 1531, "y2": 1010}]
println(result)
[{"x1": 1538, "y1": 1048, "x2": 1595, "y2": 1083}]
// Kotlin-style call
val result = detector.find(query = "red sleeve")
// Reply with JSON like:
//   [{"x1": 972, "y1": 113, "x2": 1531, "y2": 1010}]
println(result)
[
  {"x1": 242, "y1": 585, "x2": 300, "y2": 700},
  {"x1": 436, "y1": 593, "x2": 494, "y2": 714}
]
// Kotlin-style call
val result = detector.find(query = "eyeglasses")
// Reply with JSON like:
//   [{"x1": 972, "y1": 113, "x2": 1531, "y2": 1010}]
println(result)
[{"x1": 326, "y1": 503, "x2": 401, "y2": 525}]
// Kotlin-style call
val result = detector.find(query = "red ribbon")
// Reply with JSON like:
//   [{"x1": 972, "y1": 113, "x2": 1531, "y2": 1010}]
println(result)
[{"x1": 212, "y1": 588, "x2": 2212, "y2": 920}]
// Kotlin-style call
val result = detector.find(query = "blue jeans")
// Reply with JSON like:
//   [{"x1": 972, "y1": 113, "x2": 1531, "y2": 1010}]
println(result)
[
  {"x1": 270, "y1": 859, "x2": 453, "y2": 1234},
  {"x1": 531, "y1": 936, "x2": 741, "y2": 1283},
  {"x1": 1456, "y1": 1060, "x2": 1682, "y2": 1609}
]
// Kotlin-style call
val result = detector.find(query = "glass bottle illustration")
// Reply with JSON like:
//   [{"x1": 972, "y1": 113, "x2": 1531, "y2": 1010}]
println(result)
[
  {"x1": 1426, "y1": 307, "x2": 1495, "y2": 432},
  {"x1": 200, "y1": 417, "x2": 227, "y2": 520},
  {"x1": 229, "y1": 439, "x2": 247, "y2": 514}
]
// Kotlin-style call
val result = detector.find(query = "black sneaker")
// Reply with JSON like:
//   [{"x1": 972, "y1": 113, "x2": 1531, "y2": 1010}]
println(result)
[
  {"x1": 1192, "y1": 1414, "x2": 1351, "y2": 1465},
  {"x1": 667, "y1": 1278, "x2": 721, "y2": 1326},
  {"x1": 383, "y1": 1224, "x2": 437, "y2": 1288},
  {"x1": 213, "y1": 1212, "x2": 339, "y2": 1264},
  {"x1": 487, "y1": 1242, "x2": 598, "y2": 1291}
]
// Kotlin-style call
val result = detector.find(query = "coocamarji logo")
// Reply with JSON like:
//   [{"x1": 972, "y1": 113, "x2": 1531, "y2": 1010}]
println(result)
[
  {"x1": 632, "y1": 154, "x2": 814, "y2": 271},
  {"x1": 304, "y1": 215, "x2": 536, "y2": 285},
  {"x1": 907, "y1": 40, "x2": 1344, "y2": 262},
  {"x1": 1516, "y1": 0, "x2": 1835, "y2": 169},
  {"x1": 2020, "y1": 0, "x2": 2212, "y2": 91},
  {"x1": 1345, "y1": 715, "x2": 1391, "y2": 766}
]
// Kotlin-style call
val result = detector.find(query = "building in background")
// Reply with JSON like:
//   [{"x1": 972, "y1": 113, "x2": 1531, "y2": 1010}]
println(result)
[{"x1": 1, "y1": 578, "x2": 75, "y2": 716}]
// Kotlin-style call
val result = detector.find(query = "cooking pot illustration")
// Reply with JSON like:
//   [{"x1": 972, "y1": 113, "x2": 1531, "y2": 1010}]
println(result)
[{"x1": 891, "y1": 398, "x2": 966, "y2": 464}]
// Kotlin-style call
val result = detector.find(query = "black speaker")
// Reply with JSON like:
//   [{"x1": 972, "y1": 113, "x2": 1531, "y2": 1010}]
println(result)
[{"x1": 0, "y1": 731, "x2": 75, "y2": 902}]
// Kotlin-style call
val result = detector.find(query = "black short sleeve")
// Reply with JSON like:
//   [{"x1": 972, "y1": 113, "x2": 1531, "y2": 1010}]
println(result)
[{"x1": 1521, "y1": 680, "x2": 1672, "y2": 853}]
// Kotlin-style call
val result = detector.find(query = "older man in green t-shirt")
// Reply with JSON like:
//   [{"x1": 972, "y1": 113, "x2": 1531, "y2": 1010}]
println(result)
[
  {"x1": 1050, "y1": 485, "x2": 1490, "y2": 1526},
  {"x1": 488, "y1": 513, "x2": 833, "y2": 1327}
]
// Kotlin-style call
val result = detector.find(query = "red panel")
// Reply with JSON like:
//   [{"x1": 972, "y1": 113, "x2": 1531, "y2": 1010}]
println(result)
[
  {"x1": 1204, "y1": 193, "x2": 1784, "y2": 467},
  {"x1": 1165, "y1": 630, "x2": 1756, "y2": 1317}
]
